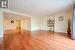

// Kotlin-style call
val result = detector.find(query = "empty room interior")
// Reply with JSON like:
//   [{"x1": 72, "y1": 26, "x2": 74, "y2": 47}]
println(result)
[{"x1": 0, "y1": 0, "x2": 75, "y2": 50}]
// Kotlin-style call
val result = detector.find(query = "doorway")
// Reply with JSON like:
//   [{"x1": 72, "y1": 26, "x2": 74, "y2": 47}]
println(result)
[{"x1": 16, "y1": 20, "x2": 21, "y2": 33}]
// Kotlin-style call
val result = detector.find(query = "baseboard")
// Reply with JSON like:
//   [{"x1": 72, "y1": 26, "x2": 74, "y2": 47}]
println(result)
[{"x1": 31, "y1": 30, "x2": 67, "y2": 33}]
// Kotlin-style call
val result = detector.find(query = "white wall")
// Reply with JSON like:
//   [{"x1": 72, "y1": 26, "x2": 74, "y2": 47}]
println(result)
[
  {"x1": 4, "y1": 18, "x2": 16, "y2": 30},
  {"x1": 21, "y1": 18, "x2": 31, "y2": 31},
  {"x1": 31, "y1": 12, "x2": 69, "y2": 33},
  {"x1": 54, "y1": 13, "x2": 68, "y2": 33},
  {"x1": 31, "y1": 17, "x2": 41, "y2": 31},
  {"x1": 4, "y1": 18, "x2": 31, "y2": 31},
  {"x1": 40, "y1": 16, "x2": 48, "y2": 30},
  {"x1": 41, "y1": 13, "x2": 68, "y2": 33}
]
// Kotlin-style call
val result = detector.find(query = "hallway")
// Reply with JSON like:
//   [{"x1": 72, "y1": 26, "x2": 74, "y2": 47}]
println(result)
[{"x1": 4, "y1": 30, "x2": 75, "y2": 50}]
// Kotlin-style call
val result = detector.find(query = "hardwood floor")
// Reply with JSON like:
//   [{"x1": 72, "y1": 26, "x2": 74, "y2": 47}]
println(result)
[
  {"x1": 0, "y1": 38, "x2": 3, "y2": 50},
  {"x1": 3, "y1": 30, "x2": 75, "y2": 50}
]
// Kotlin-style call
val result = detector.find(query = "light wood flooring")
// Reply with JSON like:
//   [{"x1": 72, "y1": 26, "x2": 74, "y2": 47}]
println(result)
[{"x1": 2, "y1": 30, "x2": 75, "y2": 50}]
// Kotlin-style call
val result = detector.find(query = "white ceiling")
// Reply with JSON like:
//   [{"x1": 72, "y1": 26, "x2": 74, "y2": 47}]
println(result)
[{"x1": 8, "y1": 0, "x2": 73, "y2": 17}]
